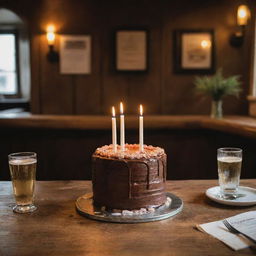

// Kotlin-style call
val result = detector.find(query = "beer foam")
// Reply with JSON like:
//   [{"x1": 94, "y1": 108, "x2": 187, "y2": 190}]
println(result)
[
  {"x1": 9, "y1": 158, "x2": 37, "y2": 165},
  {"x1": 94, "y1": 144, "x2": 165, "y2": 160},
  {"x1": 218, "y1": 156, "x2": 242, "y2": 163}
]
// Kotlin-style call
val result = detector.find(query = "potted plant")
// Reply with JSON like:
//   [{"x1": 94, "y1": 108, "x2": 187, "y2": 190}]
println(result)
[{"x1": 194, "y1": 69, "x2": 242, "y2": 119}]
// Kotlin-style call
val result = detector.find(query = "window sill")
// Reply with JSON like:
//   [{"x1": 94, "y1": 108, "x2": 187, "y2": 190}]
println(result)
[{"x1": 0, "y1": 98, "x2": 30, "y2": 111}]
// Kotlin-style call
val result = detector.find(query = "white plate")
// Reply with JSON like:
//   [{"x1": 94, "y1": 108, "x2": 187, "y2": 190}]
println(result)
[{"x1": 206, "y1": 186, "x2": 256, "y2": 206}]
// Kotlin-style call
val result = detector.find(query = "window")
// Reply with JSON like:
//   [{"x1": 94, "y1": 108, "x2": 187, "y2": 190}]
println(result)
[
  {"x1": 0, "y1": 31, "x2": 19, "y2": 95},
  {"x1": 0, "y1": 8, "x2": 31, "y2": 103}
]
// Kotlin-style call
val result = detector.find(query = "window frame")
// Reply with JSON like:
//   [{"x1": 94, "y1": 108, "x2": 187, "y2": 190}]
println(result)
[{"x1": 0, "y1": 29, "x2": 20, "y2": 98}]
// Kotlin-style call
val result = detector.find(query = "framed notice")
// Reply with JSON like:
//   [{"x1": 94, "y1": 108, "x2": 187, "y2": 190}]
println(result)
[
  {"x1": 60, "y1": 35, "x2": 91, "y2": 74},
  {"x1": 174, "y1": 30, "x2": 215, "y2": 74},
  {"x1": 115, "y1": 29, "x2": 148, "y2": 72}
]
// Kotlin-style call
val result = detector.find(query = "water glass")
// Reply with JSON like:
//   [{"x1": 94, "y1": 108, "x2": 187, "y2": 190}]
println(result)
[{"x1": 217, "y1": 148, "x2": 242, "y2": 199}]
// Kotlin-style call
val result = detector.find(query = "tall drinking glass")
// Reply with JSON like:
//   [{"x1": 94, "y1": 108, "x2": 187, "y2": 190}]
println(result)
[
  {"x1": 8, "y1": 152, "x2": 37, "y2": 213},
  {"x1": 217, "y1": 148, "x2": 242, "y2": 199}
]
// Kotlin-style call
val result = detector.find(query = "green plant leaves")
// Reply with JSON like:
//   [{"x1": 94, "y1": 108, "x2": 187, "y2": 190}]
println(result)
[{"x1": 194, "y1": 69, "x2": 242, "y2": 101}]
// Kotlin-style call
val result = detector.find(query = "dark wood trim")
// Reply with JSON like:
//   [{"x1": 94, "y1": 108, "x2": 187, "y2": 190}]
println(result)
[
  {"x1": 0, "y1": 114, "x2": 256, "y2": 139},
  {"x1": 30, "y1": 34, "x2": 41, "y2": 114},
  {"x1": 248, "y1": 2, "x2": 256, "y2": 96}
]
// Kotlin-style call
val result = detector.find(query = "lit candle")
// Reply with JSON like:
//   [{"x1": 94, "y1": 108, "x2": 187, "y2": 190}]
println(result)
[
  {"x1": 112, "y1": 106, "x2": 117, "y2": 153},
  {"x1": 120, "y1": 102, "x2": 125, "y2": 151},
  {"x1": 139, "y1": 104, "x2": 144, "y2": 152}
]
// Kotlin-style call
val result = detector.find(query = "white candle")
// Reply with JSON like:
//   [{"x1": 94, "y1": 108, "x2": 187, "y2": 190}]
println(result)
[
  {"x1": 139, "y1": 104, "x2": 144, "y2": 152},
  {"x1": 112, "y1": 106, "x2": 117, "y2": 153},
  {"x1": 120, "y1": 102, "x2": 125, "y2": 151}
]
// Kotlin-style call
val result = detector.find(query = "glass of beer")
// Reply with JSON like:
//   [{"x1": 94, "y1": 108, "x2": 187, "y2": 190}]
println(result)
[
  {"x1": 217, "y1": 148, "x2": 242, "y2": 199},
  {"x1": 8, "y1": 152, "x2": 37, "y2": 213}
]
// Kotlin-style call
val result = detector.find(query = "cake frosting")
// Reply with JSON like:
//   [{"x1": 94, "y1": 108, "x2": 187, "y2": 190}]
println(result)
[
  {"x1": 94, "y1": 144, "x2": 165, "y2": 159},
  {"x1": 92, "y1": 144, "x2": 167, "y2": 210}
]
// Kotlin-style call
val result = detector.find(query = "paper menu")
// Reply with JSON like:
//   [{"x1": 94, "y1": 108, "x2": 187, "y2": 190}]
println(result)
[
  {"x1": 226, "y1": 211, "x2": 256, "y2": 242},
  {"x1": 197, "y1": 211, "x2": 256, "y2": 250},
  {"x1": 197, "y1": 220, "x2": 252, "y2": 250}
]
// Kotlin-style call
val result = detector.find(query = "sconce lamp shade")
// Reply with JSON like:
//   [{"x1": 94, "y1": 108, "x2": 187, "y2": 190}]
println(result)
[
  {"x1": 237, "y1": 5, "x2": 250, "y2": 26},
  {"x1": 46, "y1": 25, "x2": 56, "y2": 45},
  {"x1": 46, "y1": 24, "x2": 59, "y2": 62},
  {"x1": 230, "y1": 5, "x2": 250, "y2": 47},
  {"x1": 47, "y1": 32, "x2": 55, "y2": 45}
]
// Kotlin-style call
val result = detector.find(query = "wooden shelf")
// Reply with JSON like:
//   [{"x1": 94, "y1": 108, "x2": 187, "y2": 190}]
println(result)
[{"x1": 0, "y1": 113, "x2": 256, "y2": 138}]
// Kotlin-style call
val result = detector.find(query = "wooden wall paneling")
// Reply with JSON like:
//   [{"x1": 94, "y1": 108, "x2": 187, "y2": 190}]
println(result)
[
  {"x1": 35, "y1": 0, "x2": 103, "y2": 114},
  {"x1": 101, "y1": 1, "x2": 163, "y2": 114},
  {"x1": 161, "y1": 1, "x2": 206, "y2": 114},
  {"x1": 247, "y1": 0, "x2": 256, "y2": 97},
  {"x1": 0, "y1": 0, "x2": 255, "y2": 115},
  {"x1": 101, "y1": 25, "x2": 134, "y2": 114},
  {"x1": 125, "y1": 28, "x2": 163, "y2": 114},
  {"x1": 40, "y1": 35, "x2": 74, "y2": 114},
  {"x1": 161, "y1": 0, "x2": 250, "y2": 115},
  {"x1": 75, "y1": 33, "x2": 102, "y2": 115},
  {"x1": 214, "y1": 2, "x2": 249, "y2": 116},
  {"x1": 239, "y1": 0, "x2": 256, "y2": 115},
  {"x1": 30, "y1": 35, "x2": 41, "y2": 113},
  {"x1": 1, "y1": 126, "x2": 256, "y2": 181}
]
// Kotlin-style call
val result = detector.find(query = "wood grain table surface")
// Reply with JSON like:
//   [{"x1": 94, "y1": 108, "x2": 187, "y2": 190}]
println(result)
[{"x1": 0, "y1": 180, "x2": 256, "y2": 256}]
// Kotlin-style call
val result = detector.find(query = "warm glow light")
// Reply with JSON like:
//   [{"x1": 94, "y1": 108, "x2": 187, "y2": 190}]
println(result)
[
  {"x1": 201, "y1": 40, "x2": 211, "y2": 49},
  {"x1": 47, "y1": 25, "x2": 55, "y2": 33},
  {"x1": 120, "y1": 102, "x2": 124, "y2": 115},
  {"x1": 237, "y1": 5, "x2": 250, "y2": 26},
  {"x1": 47, "y1": 32, "x2": 55, "y2": 45},
  {"x1": 139, "y1": 104, "x2": 143, "y2": 116},
  {"x1": 112, "y1": 106, "x2": 116, "y2": 117},
  {"x1": 46, "y1": 25, "x2": 56, "y2": 45}
]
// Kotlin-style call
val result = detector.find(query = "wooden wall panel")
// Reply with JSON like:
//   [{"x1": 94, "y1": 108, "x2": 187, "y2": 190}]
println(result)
[
  {"x1": 0, "y1": 0, "x2": 255, "y2": 115},
  {"x1": 39, "y1": 35, "x2": 74, "y2": 114},
  {"x1": 74, "y1": 33, "x2": 102, "y2": 115},
  {"x1": 30, "y1": 35, "x2": 41, "y2": 114},
  {"x1": 100, "y1": 1, "x2": 163, "y2": 114},
  {"x1": 161, "y1": 0, "x2": 252, "y2": 115},
  {"x1": 0, "y1": 127, "x2": 256, "y2": 180}
]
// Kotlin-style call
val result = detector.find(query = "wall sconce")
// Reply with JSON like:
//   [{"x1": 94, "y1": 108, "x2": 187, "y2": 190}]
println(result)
[
  {"x1": 46, "y1": 24, "x2": 59, "y2": 62},
  {"x1": 230, "y1": 5, "x2": 251, "y2": 47}
]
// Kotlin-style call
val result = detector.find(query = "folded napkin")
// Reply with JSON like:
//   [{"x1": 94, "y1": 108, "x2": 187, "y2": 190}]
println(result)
[{"x1": 197, "y1": 212, "x2": 256, "y2": 250}]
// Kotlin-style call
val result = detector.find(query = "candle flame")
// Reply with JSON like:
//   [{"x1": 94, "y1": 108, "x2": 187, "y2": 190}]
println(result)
[
  {"x1": 140, "y1": 104, "x2": 143, "y2": 116},
  {"x1": 112, "y1": 106, "x2": 115, "y2": 117},
  {"x1": 120, "y1": 102, "x2": 124, "y2": 114}
]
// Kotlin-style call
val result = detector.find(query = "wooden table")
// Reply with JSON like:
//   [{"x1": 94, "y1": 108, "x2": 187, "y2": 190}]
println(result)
[{"x1": 0, "y1": 180, "x2": 255, "y2": 256}]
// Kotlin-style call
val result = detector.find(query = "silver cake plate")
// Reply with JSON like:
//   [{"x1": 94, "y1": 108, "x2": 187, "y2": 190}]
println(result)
[{"x1": 76, "y1": 192, "x2": 183, "y2": 223}]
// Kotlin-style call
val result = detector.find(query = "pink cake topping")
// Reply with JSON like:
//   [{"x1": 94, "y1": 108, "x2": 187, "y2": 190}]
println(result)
[{"x1": 94, "y1": 144, "x2": 165, "y2": 160}]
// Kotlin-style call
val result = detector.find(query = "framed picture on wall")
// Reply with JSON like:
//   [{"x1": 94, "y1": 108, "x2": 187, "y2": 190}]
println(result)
[
  {"x1": 60, "y1": 35, "x2": 91, "y2": 74},
  {"x1": 115, "y1": 29, "x2": 148, "y2": 72},
  {"x1": 173, "y1": 30, "x2": 215, "y2": 74}
]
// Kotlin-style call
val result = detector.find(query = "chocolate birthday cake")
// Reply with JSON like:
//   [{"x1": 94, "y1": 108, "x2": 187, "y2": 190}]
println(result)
[{"x1": 92, "y1": 144, "x2": 167, "y2": 210}]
